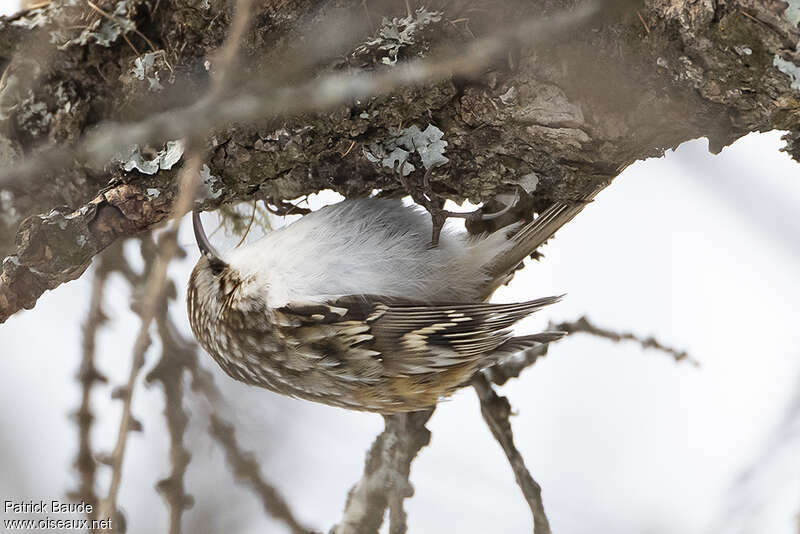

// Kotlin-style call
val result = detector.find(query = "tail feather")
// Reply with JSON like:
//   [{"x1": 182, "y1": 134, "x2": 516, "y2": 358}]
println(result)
[
  {"x1": 489, "y1": 331, "x2": 567, "y2": 360},
  {"x1": 481, "y1": 188, "x2": 602, "y2": 297}
]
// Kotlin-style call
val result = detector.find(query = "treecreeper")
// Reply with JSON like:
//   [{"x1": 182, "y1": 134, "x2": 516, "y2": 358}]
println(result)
[{"x1": 187, "y1": 197, "x2": 567, "y2": 413}]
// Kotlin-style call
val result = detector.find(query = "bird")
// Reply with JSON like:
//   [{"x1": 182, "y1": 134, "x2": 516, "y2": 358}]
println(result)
[{"x1": 187, "y1": 195, "x2": 578, "y2": 413}]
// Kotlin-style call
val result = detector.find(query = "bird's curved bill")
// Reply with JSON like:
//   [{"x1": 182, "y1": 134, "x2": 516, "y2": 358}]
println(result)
[{"x1": 192, "y1": 209, "x2": 222, "y2": 261}]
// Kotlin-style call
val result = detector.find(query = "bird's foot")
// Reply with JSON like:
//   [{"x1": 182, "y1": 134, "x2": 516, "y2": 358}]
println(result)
[{"x1": 395, "y1": 162, "x2": 524, "y2": 247}]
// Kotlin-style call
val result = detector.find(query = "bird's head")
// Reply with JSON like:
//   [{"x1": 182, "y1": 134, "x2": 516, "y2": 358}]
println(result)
[{"x1": 187, "y1": 210, "x2": 246, "y2": 344}]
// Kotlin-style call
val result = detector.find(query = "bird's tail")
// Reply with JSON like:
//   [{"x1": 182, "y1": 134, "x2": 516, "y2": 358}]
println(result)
[
  {"x1": 481, "y1": 188, "x2": 602, "y2": 297},
  {"x1": 490, "y1": 331, "x2": 567, "y2": 361}
]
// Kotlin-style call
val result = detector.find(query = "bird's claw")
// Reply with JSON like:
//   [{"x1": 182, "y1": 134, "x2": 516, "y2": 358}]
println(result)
[{"x1": 394, "y1": 160, "x2": 527, "y2": 247}]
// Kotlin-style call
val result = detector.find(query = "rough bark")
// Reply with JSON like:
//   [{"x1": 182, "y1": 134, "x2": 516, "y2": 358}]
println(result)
[{"x1": 0, "y1": 0, "x2": 798, "y2": 323}]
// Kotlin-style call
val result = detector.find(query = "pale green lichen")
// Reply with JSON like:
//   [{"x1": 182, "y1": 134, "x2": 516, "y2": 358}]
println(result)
[
  {"x1": 516, "y1": 173, "x2": 539, "y2": 194},
  {"x1": 10, "y1": 3, "x2": 63, "y2": 30},
  {"x1": 61, "y1": 1, "x2": 136, "y2": 49},
  {"x1": 132, "y1": 53, "x2": 165, "y2": 92},
  {"x1": 363, "y1": 124, "x2": 448, "y2": 175},
  {"x1": 54, "y1": 83, "x2": 75, "y2": 110},
  {"x1": 353, "y1": 8, "x2": 442, "y2": 66},
  {"x1": 116, "y1": 140, "x2": 185, "y2": 175},
  {"x1": 10, "y1": 0, "x2": 138, "y2": 49},
  {"x1": 774, "y1": 1, "x2": 800, "y2": 90},
  {"x1": 6, "y1": 90, "x2": 54, "y2": 138},
  {"x1": 783, "y1": 0, "x2": 800, "y2": 27},
  {"x1": 199, "y1": 164, "x2": 223, "y2": 200}
]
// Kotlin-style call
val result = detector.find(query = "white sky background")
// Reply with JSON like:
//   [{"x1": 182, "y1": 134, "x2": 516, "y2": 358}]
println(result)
[
  {"x1": 0, "y1": 1, "x2": 15, "y2": 16},
  {"x1": 1, "y1": 131, "x2": 798, "y2": 534}
]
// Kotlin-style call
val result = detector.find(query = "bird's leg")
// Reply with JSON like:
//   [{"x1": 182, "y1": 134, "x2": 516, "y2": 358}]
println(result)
[
  {"x1": 266, "y1": 198, "x2": 311, "y2": 216},
  {"x1": 395, "y1": 161, "x2": 526, "y2": 247},
  {"x1": 394, "y1": 162, "x2": 449, "y2": 246},
  {"x1": 419, "y1": 165, "x2": 448, "y2": 246},
  {"x1": 468, "y1": 188, "x2": 521, "y2": 222},
  {"x1": 429, "y1": 200, "x2": 447, "y2": 247}
]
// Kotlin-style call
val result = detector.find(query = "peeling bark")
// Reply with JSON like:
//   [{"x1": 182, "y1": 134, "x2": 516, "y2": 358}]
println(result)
[
  {"x1": 0, "y1": 0, "x2": 798, "y2": 323},
  {"x1": 0, "y1": 181, "x2": 175, "y2": 321}
]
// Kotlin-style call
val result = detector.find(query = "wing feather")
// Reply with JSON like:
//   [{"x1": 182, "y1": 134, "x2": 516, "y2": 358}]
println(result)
[{"x1": 279, "y1": 295, "x2": 563, "y2": 377}]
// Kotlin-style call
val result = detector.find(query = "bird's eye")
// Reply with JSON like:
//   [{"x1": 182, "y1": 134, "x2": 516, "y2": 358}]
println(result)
[{"x1": 208, "y1": 257, "x2": 226, "y2": 276}]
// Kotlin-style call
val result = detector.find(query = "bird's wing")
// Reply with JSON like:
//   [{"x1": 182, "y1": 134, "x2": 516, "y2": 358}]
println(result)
[{"x1": 277, "y1": 295, "x2": 563, "y2": 377}]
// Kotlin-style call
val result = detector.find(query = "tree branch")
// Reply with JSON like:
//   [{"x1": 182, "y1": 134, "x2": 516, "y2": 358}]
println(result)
[
  {"x1": 334, "y1": 409, "x2": 435, "y2": 534},
  {"x1": 472, "y1": 374, "x2": 551, "y2": 534},
  {"x1": 68, "y1": 247, "x2": 114, "y2": 514},
  {"x1": 96, "y1": 155, "x2": 201, "y2": 526},
  {"x1": 0, "y1": 182, "x2": 177, "y2": 324},
  {"x1": 208, "y1": 414, "x2": 317, "y2": 534},
  {"x1": 146, "y1": 294, "x2": 196, "y2": 534},
  {"x1": 549, "y1": 316, "x2": 698, "y2": 365},
  {"x1": 0, "y1": 0, "x2": 612, "y2": 187},
  {"x1": 484, "y1": 344, "x2": 552, "y2": 387}
]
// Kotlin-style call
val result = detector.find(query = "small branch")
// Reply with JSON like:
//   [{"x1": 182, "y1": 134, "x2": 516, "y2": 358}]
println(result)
[
  {"x1": 161, "y1": 291, "x2": 314, "y2": 534},
  {"x1": 635, "y1": 10, "x2": 650, "y2": 34},
  {"x1": 334, "y1": 409, "x2": 434, "y2": 534},
  {"x1": 98, "y1": 0, "x2": 254, "y2": 519},
  {"x1": 97, "y1": 156, "x2": 202, "y2": 526},
  {"x1": 68, "y1": 248, "x2": 114, "y2": 514},
  {"x1": 207, "y1": 0, "x2": 255, "y2": 98},
  {"x1": 85, "y1": 0, "x2": 156, "y2": 53},
  {"x1": 208, "y1": 414, "x2": 316, "y2": 534},
  {"x1": 485, "y1": 344, "x2": 551, "y2": 386},
  {"x1": 472, "y1": 374, "x2": 551, "y2": 534},
  {"x1": 146, "y1": 298, "x2": 196, "y2": 534},
  {"x1": 549, "y1": 316, "x2": 698, "y2": 365}
]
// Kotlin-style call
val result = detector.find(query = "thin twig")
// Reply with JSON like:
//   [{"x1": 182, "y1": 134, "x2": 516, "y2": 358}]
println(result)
[
  {"x1": 148, "y1": 264, "x2": 314, "y2": 534},
  {"x1": 97, "y1": 155, "x2": 203, "y2": 526},
  {"x1": 739, "y1": 9, "x2": 766, "y2": 27},
  {"x1": 121, "y1": 33, "x2": 140, "y2": 55},
  {"x1": 146, "y1": 297, "x2": 196, "y2": 534},
  {"x1": 111, "y1": 5, "x2": 268, "y2": 523},
  {"x1": 208, "y1": 414, "x2": 316, "y2": 534},
  {"x1": 549, "y1": 316, "x2": 698, "y2": 365},
  {"x1": 207, "y1": 0, "x2": 255, "y2": 98},
  {"x1": 97, "y1": 236, "x2": 195, "y2": 532},
  {"x1": 68, "y1": 249, "x2": 114, "y2": 515},
  {"x1": 334, "y1": 409, "x2": 434, "y2": 534},
  {"x1": 485, "y1": 344, "x2": 551, "y2": 386},
  {"x1": 472, "y1": 374, "x2": 551, "y2": 534},
  {"x1": 340, "y1": 140, "x2": 356, "y2": 158},
  {"x1": 636, "y1": 10, "x2": 650, "y2": 34},
  {"x1": 235, "y1": 199, "x2": 258, "y2": 248}
]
